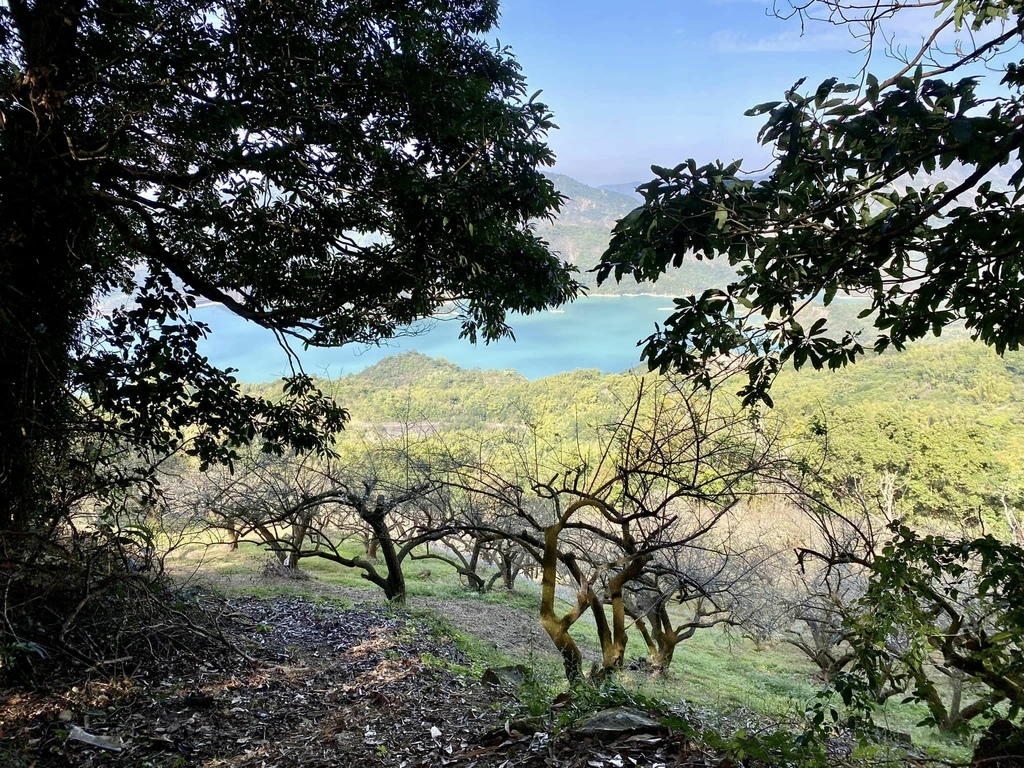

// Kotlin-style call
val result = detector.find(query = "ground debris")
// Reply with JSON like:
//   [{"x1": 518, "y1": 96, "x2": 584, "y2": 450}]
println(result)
[
  {"x1": 1, "y1": 595, "x2": 711, "y2": 767},
  {"x1": 67, "y1": 725, "x2": 123, "y2": 752}
]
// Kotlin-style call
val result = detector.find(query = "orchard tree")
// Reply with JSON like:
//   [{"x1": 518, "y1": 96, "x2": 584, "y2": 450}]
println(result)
[
  {"x1": 0, "y1": 0, "x2": 577, "y2": 539},
  {"x1": 598, "y1": 0, "x2": 1024, "y2": 405},
  {"x1": 448, "y1": 377, "x2": 792, "y2": 681},
  {"x1": 194, "y1": 451, "x2": 337, "y2": 569}
]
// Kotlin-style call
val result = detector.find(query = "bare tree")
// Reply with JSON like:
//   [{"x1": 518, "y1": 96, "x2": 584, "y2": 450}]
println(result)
[
  {"x1": 298, "y1": 473, "x2": 446, "y2": 604},
  {"x1": 402, "y1": 488, "x2": 524, "y2": 594},
  {"x1": 190, "y1": 428, "x2": 457, "y2": 604},
  {"x1": 446, "y1": 376, "x2": 796, "y2": 681},
  {"x1": 195, "y1": 451, "x2": 338, "y2": 569},
  {"x1": 793, "y1": 475, "x2": 1012, "y2": 731},
  {"x1": 625, "y1": 539, "x2": 771, "y2": 674}
]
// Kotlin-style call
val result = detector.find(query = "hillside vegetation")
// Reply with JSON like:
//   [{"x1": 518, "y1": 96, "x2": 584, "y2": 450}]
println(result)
[
  {"x1": 247, "y1": 341, "x2": 1024, "y2": 528},
  {"x1": 230, "y1": 339, "x2": 1024, "y2": 764}
]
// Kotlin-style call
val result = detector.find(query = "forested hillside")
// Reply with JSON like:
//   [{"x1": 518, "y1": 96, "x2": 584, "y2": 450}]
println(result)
[
  {"x1": 247, "y1": 350, "x2": 632, "y2": 433},
  {"x1": 773, "y1": 342, "x2": 1024, "y2": 526},
  {"x1": 246, "y1": 340, "x2": 1024, "y2": 529}
]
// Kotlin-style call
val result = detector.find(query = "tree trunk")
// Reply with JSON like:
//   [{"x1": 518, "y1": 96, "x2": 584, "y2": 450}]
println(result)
[
  {"x1": 288, "y1": 515, "x2": 310, "y2": 569},
  {"x1": 539, "y1": 523, "x2": 584, "y2": 682},
  {"x1": 912, "y1": 665, "x2": 957, "y2": 731},
  {"x1": 630, "y1": 612, "x2": 675, "y2": 673},
  {"x1": 464, "y1": 541, "x2": 485, "y2": 592},
  {"x1": 590, "y1": 593, "x2": 615, "y2": 671},
  {"x1": 365, "y1": 533, "x2": 380, "y2": 560},
  {"x1": 1, "y1": 0, "x2": 96, "y2": 545},
  {"x1": 633, "y1": 615, "x2": 657, "y2": 665},
  {"x1": 600, "y1": 554, "x2": 650, "y2": 673},
  {"x1": 558, "y1": 632, "x2": 584, "y2": 683},
  {"x1": 461, "y1": 568, "x2": 485, "y2": 593},
  {"x1": 252, "y1": 523, "x2": 290, "y2": 565},
  {"x1": 654, "y1": 636, "x2": 677, "y2": 672},
  {"x1": 647, "y1": 607, "x2": 679, "y2": 674},
  {"x1": 500, "y1": 552, "x2": 519, "y2": 591},
  {"x1": 365, "y1": 513, "x2": 405, "y2": 604}
]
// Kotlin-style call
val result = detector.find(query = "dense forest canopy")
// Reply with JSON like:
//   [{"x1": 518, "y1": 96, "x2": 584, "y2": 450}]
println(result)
[{"x1": 0, "y1": 0, "x2": 578, "y2": 534}]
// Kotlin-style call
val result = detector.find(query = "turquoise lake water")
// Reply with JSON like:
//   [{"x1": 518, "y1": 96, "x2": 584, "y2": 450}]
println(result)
[{"x1": 195, "y1": 295, "x2": 676, "y2": 383}]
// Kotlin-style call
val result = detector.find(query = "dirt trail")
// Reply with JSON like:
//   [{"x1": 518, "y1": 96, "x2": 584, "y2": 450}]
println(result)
[
  {"x1": 2, "y1": 592, "x2": 700, "y2": 767},
  {"x1": 190, "y1": 573, "x2": 591, "y2": 666}
]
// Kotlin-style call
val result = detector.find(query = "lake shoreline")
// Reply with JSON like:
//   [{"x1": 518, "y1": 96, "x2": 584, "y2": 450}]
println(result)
[{"x1": 195, "y1": 294, "x2": 672, "y2": 384}]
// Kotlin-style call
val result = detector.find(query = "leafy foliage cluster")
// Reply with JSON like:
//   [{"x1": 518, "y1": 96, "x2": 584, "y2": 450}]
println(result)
[
  {"x1": 542, "y1": 173, "x2": 744, "y2": 297},
  {"x1": 599, "y1": 0, "x2": 1024, "y2": 406},
  {"x1": 0, "y1": 0, "x2": 578, "y2": 535},
  {"x1": 852, "y1": 525, "x2": 1024, "y2": 720}
]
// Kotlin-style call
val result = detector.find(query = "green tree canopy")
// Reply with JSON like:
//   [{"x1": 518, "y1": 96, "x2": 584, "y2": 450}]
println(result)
[
  {"x1": 0, "y1": 0, "x2": 578, "y2": 532},
  {"x1": 598, "y1": 0, "x2": 1024, "y2": 405}
]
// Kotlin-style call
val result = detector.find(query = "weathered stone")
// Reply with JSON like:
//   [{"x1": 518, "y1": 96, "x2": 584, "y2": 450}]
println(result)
[
  {"x1": 864, "y1": 724, "x2": 912, "y2": 747},
  {"x1": 481, "y1": 665, "x2": 530, "y2": 688},
  {"x1": 575, "y1": 706, "x2": 665, "y2": 738}
]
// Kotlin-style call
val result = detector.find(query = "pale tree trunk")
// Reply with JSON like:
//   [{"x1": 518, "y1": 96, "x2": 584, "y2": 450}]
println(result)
[
  {"x1": 591, "y1": 554, "x2": 650, "y2": 674},
  {"x1": 628, "y1": 604, "x2": 679, "y2": 674},
  {"x1": 287, "y1": 514, "x2": 311, "y2": 569},
  {"x1": 1003, "y1": 495, "x2": 1023, "y2": 546},
  {"x1": 369, "y1": 536, "x2": 379, "y2": 559},
  {"x1": 878, "y1": 470, "x2": 901, "y2": 520},
  {"x1": 539, "y1": 523, "x2": 586, "y2": 682}
]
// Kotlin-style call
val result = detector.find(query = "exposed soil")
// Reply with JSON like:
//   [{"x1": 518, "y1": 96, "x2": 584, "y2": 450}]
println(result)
[
  {"x1": 413, "y1": 595, "x2": 563, "y2": 662},
  {"x1": 1, "y1": 585, "x2": 707, "y2": 767},
  {"x1": 200, "y1": 572, "x2": 594, "y2": 665}
]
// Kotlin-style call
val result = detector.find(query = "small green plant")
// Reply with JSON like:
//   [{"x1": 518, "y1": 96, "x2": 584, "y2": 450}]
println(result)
[
  {"x1": 706, "y1": 725, "x2": 831, "y2": 768},
  {"x1": 0, "y1": 639, "x2": 48, "y2": 681},
  {"x1": 512, "y1": 661, "x2": 558, "y2": 718}
]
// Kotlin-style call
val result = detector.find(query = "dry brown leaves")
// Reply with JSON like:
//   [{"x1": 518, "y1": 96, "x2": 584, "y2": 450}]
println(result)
[{"x1": 1, "y1": 596, "x2": 713, "y2": 767}]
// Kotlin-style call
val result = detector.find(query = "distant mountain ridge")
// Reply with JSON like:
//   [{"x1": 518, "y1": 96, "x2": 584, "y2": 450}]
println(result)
[
  {"x1": 546, "y1": 173, "x2": 640, "y2": 214},
  {"x1": 599, "y1": 182, "x2": 644, "y2": 201},
  {"x1": 538, "y1": 173, "x2": 637, "y2": 281},
  {"x1": 540, "y1": 173, "x2": 738, "y2": 296}
]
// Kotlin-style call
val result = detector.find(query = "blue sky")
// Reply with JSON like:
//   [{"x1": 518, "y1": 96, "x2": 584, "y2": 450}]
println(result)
[{"x1": 491, "y1": 0, "x2": 949, "y2": 185}]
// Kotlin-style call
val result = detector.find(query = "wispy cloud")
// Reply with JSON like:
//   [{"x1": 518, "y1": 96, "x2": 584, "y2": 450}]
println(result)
[{"x1": 711, "y1": 27, "x2": 854, "y2": 53}]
